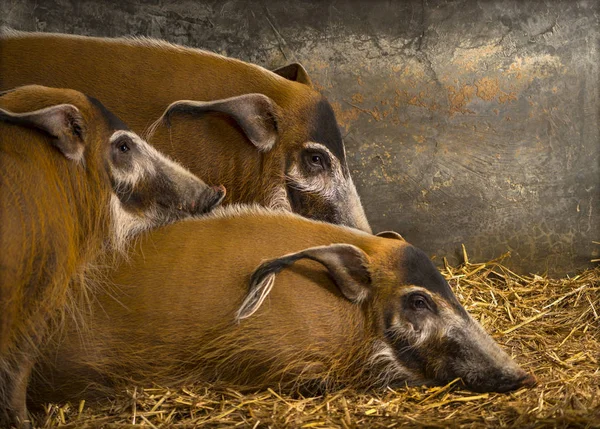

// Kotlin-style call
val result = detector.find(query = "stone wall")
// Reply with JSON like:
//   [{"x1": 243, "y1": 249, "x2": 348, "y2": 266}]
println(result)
[{"x1": 2, "y1": 0, "x2": 598, "y2": 275}]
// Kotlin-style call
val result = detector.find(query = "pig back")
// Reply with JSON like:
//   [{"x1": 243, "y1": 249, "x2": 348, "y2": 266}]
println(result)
[
  {"x1": 0, "y1": 32, "x2": 302, "y2": 134},
  {"x1": 31, "y1": 209, "x2": 375, "y2": 402}
]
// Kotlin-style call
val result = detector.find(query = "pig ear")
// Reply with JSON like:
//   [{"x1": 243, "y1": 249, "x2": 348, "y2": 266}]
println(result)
[
  {"x1": 236, "y1": 244, "x2": 371, "y2": 321},
  {"x1": 154, "y1": 93, "x2": 279, "y2": 152},
  {"x1": 0, "y1": 104, "x2": 85, "y2": 162},
  {"x1": 272, "y1": 63, "x2": 313, "y2": 87},
  {"x1": 376, "y1": 231, "x2": 405, "y2": 241}
]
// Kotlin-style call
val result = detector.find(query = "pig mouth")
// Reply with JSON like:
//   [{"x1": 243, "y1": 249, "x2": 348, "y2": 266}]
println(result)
[
  {"x1": 462, "y1": 372, "x2": 537, "y2": 393},
  {"x1": 198, "y1": 185, "x2": 226, "y2": 214},
  {"x1": 285, "y1": 181, "x2": 303, "y2": 214},
  {"x1": 154, "y1": 200, "x2": 204, "y2": 218},
  {"x1": 153, "y1": 185, "x2": 225, "y2": 218}
]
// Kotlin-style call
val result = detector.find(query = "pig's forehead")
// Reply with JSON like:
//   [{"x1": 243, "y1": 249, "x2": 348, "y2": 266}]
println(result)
[{"x1": 397, "y1": 245, "x2": 467, "y2": 316}]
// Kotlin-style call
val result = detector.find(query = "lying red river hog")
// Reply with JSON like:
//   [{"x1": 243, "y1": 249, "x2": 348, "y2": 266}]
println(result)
[
  {"x1": 31, "y1": 205, "x2": 536, "y2": 405},
  {"x1": 0, "y1": 85, "x2": 224, "y2": 427},
  {"x1": 0, "y1": 29, "x2": 371, "y2": 231}
]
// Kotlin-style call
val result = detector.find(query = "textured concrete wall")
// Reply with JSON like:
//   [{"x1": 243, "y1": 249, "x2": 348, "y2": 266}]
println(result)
[{"x1": 2, "y1": 0, "x2": 598, "y2": 275}]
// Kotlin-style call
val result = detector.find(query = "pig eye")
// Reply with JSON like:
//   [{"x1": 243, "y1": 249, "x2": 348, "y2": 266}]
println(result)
[
  {"x1": 409, "y1": 293, "x2": 430, "y2": 311},
  {"x1": 303, "y1": 150, "x2": 330, "y2": 171},
  {"x1": 113, "y1": 137, "x2": 132, "y2": 154}
]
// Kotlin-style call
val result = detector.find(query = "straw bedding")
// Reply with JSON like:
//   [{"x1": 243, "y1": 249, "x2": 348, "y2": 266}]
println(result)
[{"x1": 35, "y1": 248, "x2": 599, "y2": 428}]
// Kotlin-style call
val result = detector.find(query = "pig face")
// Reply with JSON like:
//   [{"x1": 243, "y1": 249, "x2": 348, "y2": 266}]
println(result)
[
  {"x1": 103, "y1": 127, "x2": 225, "y2": 247},
  {"x1": 147, "y1": 88, "x2": 371, "y2": 233},
  {"x1": 371, "y1": 245, "x2": 536, "y2": 393},
  {"x1": 283, "y1": 97, "x2": 371, "y2": 233}
]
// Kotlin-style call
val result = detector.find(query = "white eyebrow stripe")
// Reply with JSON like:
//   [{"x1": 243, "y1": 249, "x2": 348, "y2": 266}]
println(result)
[
  {"x1": 303, "y1": 141, "x2": 335, "y2": 157},
  {"x1": 109, "y1": 131, "x2": 154, "y2": 186},
  {"x1": 304, "y1": 141, "x2": 344, "y2": 173},
  {"x1": 110, "y1": 130, "x2": 203, "y2": 183},
  {"x1": 284, "y1": 141, "x2": 344, "y2": 200},
  {"x1": 109, "y1": 129, "x2": 135, "y2": 143}
]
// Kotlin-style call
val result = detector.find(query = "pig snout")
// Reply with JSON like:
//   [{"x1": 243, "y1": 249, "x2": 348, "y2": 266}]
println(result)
[
  {"x1": 449, "y1": 321, "x2": 538, "y2": 393},
  {"x1": 188, "y1": 184, "x2": 226, "y2": 215},
  {"x1": 465, "y1": 369, "x2": 537, "y2": 393}
]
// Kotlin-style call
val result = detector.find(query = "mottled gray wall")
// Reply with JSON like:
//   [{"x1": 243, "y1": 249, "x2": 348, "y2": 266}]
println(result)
[{"x1": 2, "y1": 0, "x2": 599, "y2": 275}]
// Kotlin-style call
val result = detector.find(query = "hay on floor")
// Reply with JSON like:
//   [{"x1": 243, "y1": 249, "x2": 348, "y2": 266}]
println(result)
[{"x1": 37, "y1": 251, "x2": 600, "y2": 428}]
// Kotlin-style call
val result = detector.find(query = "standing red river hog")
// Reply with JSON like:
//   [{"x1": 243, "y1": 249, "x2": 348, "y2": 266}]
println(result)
[
  {"x1": 0, "y1": 85, "x2": 225, "y2": 427},
  {"x1": 0, "y1": 29, "x2": 371, "y2": 232},
  {"x1": 30, "y1": 205, "x2": 536, "y2": 406}
]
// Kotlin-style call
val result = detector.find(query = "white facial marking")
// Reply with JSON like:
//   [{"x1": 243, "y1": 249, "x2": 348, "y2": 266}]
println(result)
[
  {"x1": 381, "y1": 285, "x2": 529, "y2": 389},
  {"x1": 109, "y1": 130, "x2": 155, "y2": 186},
  {"x1": 388, "y1": 287, "x2": 462, "y2": 349},
  {"x1": 286, "y1": 141, "x2": 371, "y2": 232},
  {"x1": 369, "y1": 340, "x2": 416, "y2": 387},
  {"x1": 343, "y1": 174, "x2": 371, "y2": 233},
  {"x1": 266, "y1": 185, "x2": 292, "y2": 211},
  {"x1": 110, "y1": 130, "x2": 201, "y2": 185},
  {"x1": 109, "y1": 194, "x2": 154, "y2": 252},
  {"x1": 286, "y1": 142, "x2": 340, "y2": 200},
  {"x1": 107, "y1": 131, "x2": 207, "y2": 250}
]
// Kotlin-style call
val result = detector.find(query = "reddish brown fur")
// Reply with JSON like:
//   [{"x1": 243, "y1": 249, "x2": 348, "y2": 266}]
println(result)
[
  {"x1": 31, "y1": 206, "x2": 534, "y2": 403},
  {"x1": 0, "y1": 31, "x2": 336, "y2": 212},
  {"x1": 0, "y1": 86, "x2": 118, "y2": 424},
  {"x1": 29, "y1": 207, "x2": 402, "y2": 402}
]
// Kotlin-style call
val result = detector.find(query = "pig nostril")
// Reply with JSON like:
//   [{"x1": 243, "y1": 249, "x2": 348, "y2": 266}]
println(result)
[
  {"x1": 519, "y1": 373, "x2": 537, "y2": 388},
  {"x1": 213, "y1": 184, "x2": 226, "y2": 196}
]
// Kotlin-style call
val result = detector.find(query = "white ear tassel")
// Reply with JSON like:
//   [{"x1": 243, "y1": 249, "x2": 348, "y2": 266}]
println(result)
[{"x1": 235, "y1": 272, "x2": 276, "y2": 321}]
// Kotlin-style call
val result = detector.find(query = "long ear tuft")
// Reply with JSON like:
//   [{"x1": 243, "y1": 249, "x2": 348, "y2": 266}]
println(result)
[
  {"x1": 151, "y1": 94, "x2": 280, "y2": 152},
  {"x1": 235, "y1": 243, "x2": 371, "y2": 322},
  {"x1": 236, "y1": 264, "x2": 279, "y2": 321},
  {"x1": 272, "y1": 63, "x2": 313, "y2": 87},
  {"x1": 0, "y1": 104, "x2": 86, "y2": 162}
]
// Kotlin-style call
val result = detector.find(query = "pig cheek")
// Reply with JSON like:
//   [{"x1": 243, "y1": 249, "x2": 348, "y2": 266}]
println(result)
[
  {"x1": 385, "y1": 321, "x2": 429, "y2": 377},
  {"x1": 428, "y1": 332, "x2": 467, "y2": 382},
  {"x1": 409, "y1": 321, "x2": 452, "y2": 380},
  {"x1": 405, "y1": 312, "x2": 434, "y2": 342},
  {"x1": 118, "y1": 175, "x2": 157, "y2": 217}
]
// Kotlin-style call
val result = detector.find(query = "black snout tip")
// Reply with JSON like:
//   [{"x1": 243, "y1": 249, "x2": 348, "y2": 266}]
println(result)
[
  {"x1": 493, "y1": 372, "x2": 538, "y2": 393},
  {"x1": 519, "y1": 373, "x2": 538, "y2": 389},
  {"x1": 193, "y1": 184, "x2": 226, "y2": 215},
  {"x1": 466, "y1": 371, "x2": 538, "y2": 393},
  {"x1": 212, "y1": 184, "x2": 226, "y2": 197},
  {"x1": 210, "y1": 184, "x2": 226, "y2": 206}
]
